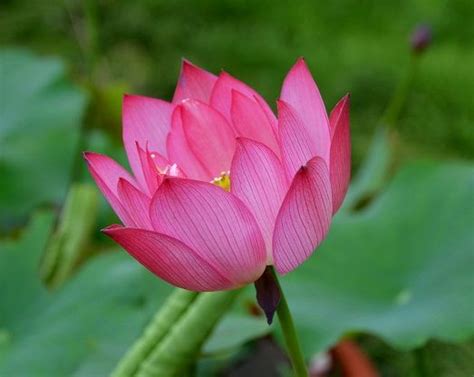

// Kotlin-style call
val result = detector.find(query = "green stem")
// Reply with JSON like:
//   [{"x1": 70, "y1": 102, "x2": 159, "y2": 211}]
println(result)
[
  {"x1": 83, "y1": 0, "x2": 100, "y2": 79},
  {"x1": 112, "y1": 288, "x2": 241, "y2": 377},
  {"x1": 136, "y1": 289, "x2": 240, "y2": 377},
  {"x1": 414, "y1": 346, "x2": 433, "y2": 377},
  {"x1": 111, "y1": 289, "x2": 198, "y2": 377},
  {"x1": 382, "y1": 54, "x2": 420, "y2": 128},
  {"x1": 272, "y1": 269, "x2": 308, "y2": 377}
]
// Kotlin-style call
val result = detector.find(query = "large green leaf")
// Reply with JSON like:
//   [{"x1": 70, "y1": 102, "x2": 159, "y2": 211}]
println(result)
[
  {"x1": 0, "y1": 212, "x2": 172, "y2": 377},
  {"x1": 360, "y1": 335, "x2": 474, "y2": 377},
  {"x1": 203, "y1": 314, "x2": 271, "y2": 355},
  {"x1": 341, "y1": 127, "x2": 392, "y2": 212},
  {"x1": 0, "y1": 49, "x2": 87, "y2": 225},
  {"x1": 281, "y1": 161, "x2": 474, "y2": 355}
]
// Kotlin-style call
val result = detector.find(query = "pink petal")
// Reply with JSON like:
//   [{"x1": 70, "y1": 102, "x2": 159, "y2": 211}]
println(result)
[
  {"x1": 117, "y1": 178, "x2": 153, "y2": 230},
  {"x1": 150, "y1": 178, "x2": 266, "y2": 285},
  {"x1": 329, "y1": 94, "x2": 351, "y2": 213},
  {"x1": 83, "y1": 152, "x2": 136, "y2": 226},
  {"x1": 280, "y1": 58, "x2": 330, "y2": 163},
  {"x1": 277, "y1": 100, "x2": 318, "y2": 180},
  {"x1": 254, "y1": 95, "x2": 278, "y2": 130},
  {"x1": 136, "y1": 143, "x2": 164, "y2": 196},
  {"x1": 272, "y1": 156, "x2": 332, "y2": 274},
  {"x1": 103, "y1": 226, "x2": 234, "y2": 291},
  {"x1": 210, "y1": 72, "x2": 277, "y2": 128},
  {"x1": 230, "y1": 90, "x2": 280, "y2": 156},
  {"x1": 166, "y1": 106, "x2": 211, "y2": 180},
  {"x1": 172, "y1": 59, "x2": 218, "y2": 104},
  {"x1": 123, "y1": 95, "x2": 173, "y2": 188},
  {"x1": 181, "y1": 99, "x2": 236, "y2": 179},
  {"x1": 231, "y1": 138, "x2": 289, "y2": 263}
]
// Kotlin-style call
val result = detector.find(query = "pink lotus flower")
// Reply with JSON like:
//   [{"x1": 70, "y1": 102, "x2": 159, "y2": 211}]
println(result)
[{"x1": 84, "y1": 58, "x2": 350, "y2": 291}]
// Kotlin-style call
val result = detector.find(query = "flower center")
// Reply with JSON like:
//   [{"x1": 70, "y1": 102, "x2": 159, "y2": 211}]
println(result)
[{"x1": 211, "y1": 171, "x2": 231, "y2": 191}]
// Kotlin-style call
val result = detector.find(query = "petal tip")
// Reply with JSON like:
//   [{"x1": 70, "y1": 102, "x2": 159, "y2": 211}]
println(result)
[
  {"x1": 122, "y1": 93, "x2": 140, "y2": 104},
  {"x1": 230, "y1": 87, "x2": 245, "y2": 101},
  {"x1": 276, "y1": 99, "x2": 287, "y2": 111},
  {"x1": 276, "y1": 99, "x2": 297, "y2": 118},
  {"x1": 82, "y1": 151, "x2": 91, "y2": 161},
  {"x1": 292, "y1": 56, "x2": 309, "y2": 71},
  {"x1": 219, "y1": 70, "x2": 232, "y2": 79},
  {"x1": 117, "y1": 176, "x2": 127, "y2": 188},
  {"x1": 298, "y1": 164, "x2": 308, "y2": 174},
  {"x1": 180, "y1": 58, "x2": 200, "y2": 73},
  {"x1": 234, "y1": 135, "x2": 252, "y2": 146},
  {"x1": 296, "y1": 56, "x2": 306, "y2": 64},
  {"x1": 82, "y1": 151, "x2": 103, "y2": 163},
  {"x1": 101, "y1": 224, "x2": 123, "y2": 235},
  {"x1": 341, "y1": 93, "x2": 351, "y2": 104}
]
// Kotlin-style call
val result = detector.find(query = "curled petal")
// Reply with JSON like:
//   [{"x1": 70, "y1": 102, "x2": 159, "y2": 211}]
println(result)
[
  {"x1": 166, "y1": 106, "x2": 211, "y2": 180},
  {"x1": 231, "y1": 138, "x2": 288, "y2": 263},
  {"x1": 277, "y1": 100, "x2": 317, "y2": 180},
  {"x1": 210, "y1": 71, "x2": 277, "y2": 128},
  {"x1": 83, "y1": 152, "x2": 137, "y2": 226},
  {"x1": 172, "y1": 59, "x2": 218, "y2": 104},
  {"x1": 231, "y1": 91, "x2": 280, "y2": 156},
  {"x1": 123, "y1": 95, "x2": 173, "y2": 188},
  {"x1": 181, "y1": 99, "x2": 236, "y2": 179},
  {"x1": 280, "y1": 58, "x2": 330, "y2": 163},
  {"x1": 117, "y1": 178, "x2": 153, "y2": 230},
  {"x1": 150, "y1": 178, "x2": 266, "y2": 286},
  {"x1": 329, "y1": 94, "x2": 351, "y2": 213},
  {"x1": 103, "y1": 226, "x2": 234, "y2": 291},
  {"x1": 273, "y1": 157, "x2": 332, "y2": 274},
  {"x1": 136, "y1": 143, "x2": 166, "y2": 196}
]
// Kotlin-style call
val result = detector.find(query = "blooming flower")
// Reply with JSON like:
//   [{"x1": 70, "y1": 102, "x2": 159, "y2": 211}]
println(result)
[{"x1": 84, "y1": 58, "x2": 350, "y2": 291}]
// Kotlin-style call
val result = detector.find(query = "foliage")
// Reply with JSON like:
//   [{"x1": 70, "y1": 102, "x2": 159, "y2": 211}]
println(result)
[
  {"x1": 1, "y1": 0, "x2": 473, "y2": 165},
  {"x1": 0, "y1": 49, "x2": 87, "y2": 226},
  {"x1": 0, "y1": 212, "x2": 171, "y2": 377}
]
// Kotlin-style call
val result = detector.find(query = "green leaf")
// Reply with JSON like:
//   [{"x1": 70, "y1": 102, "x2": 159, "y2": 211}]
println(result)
[
  {"x1": 0, "y1": 211, "x2": 55, "y2": 334},
  {"x1": 359, "y1": 335, "x2": 474, "y2": 377},
  {"x1": 0, "y1": 49, "x2": 87, "y2": 225},
  {"x1": 203, "y1": 314, "x2": 271, "y2": 355},
  {"x1": 281, "y1": 161, "x2": 474, "y2": 355},
  {"x1": 341, "y1": 127, "x2": 392, "y2": 211},
  {"x1": 0, "y1": 211, "x2": 172, "y2": 377}
]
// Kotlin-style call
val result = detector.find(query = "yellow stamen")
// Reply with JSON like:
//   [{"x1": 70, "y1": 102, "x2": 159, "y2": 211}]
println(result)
[{"x1": 211, "y1": 171, "x2": 231, "y2": 191}]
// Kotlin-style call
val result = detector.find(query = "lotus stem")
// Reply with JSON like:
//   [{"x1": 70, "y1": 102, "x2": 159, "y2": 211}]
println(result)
[{"x1": 272, "y1": 268, "x2": 308, "y2": 377}]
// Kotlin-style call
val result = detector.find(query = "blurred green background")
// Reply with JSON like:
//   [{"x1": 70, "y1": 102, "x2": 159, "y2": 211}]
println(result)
[
  {"x1": 2, "y1": 0, "x2": 474, "y2": 164},
  {"x1": 1, "y1": 0, "x2": 473, "y2": 376}
]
